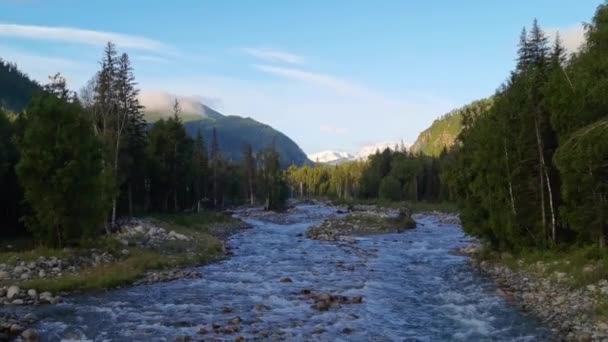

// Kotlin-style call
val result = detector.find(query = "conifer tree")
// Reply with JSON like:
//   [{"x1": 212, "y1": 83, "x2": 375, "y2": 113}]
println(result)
[{"x1": 16, "y1": 93, "x2": 107, "y2": 246}]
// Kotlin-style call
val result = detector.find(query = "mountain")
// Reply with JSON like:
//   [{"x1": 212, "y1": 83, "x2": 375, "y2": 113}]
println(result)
[
  {"x1": 144, "y1": 103, "x2": 310, "y2": 167},
  {"x1": 410, "y1": 98, "x2": 493, "y2": 156},
  {"x1": 308, "y1": 140, "x2": 410, "y2": 165},
  {"x1": 308, "y1": 150, "x2": 354, "y2": 165},
  {"x1": 0, "y1": 59, "x2": 41, "y2": 112},
  {"x1": 355, "y1": 141, "x2": 409, "y2": 160}
]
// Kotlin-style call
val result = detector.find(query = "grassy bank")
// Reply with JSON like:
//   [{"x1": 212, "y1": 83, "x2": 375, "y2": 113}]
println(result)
[
  {"x1": 476, "y1": 245, "x2": 608, "y2": 288},
  {"x1": 475, "y1": 244, "x2": 608, "y2": 319},
  {"x1": 1, "y1": 211, "x2": 246, "y2": 294}
]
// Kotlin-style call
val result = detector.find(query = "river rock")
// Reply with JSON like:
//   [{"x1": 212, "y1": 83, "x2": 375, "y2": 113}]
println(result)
[
  {"x1": 9, "y1": 324, "x2": 24, "y2": 335},
  {"x1": 21, "y1": 329, "x2": 39, "y2": 342},
  {"x1": 6, "y1": 286, "x2": 19, "y2": 300},
  {"x1": 27, "y1": 289, "x2": 37, "y2": 299},
  {"x1": 0, "y1": 271, "x2": 9, "y2": 280},
  {"x1": 0, "y1": 288, "x2": 5, "y2": 298}
]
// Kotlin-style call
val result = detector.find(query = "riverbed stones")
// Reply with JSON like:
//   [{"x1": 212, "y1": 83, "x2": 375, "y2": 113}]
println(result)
[
  {"x1": 472, "y1": 252, "x2": 608, "y2": 341},
  {"x1": 6, "y1": 286, "x2": 19, "y2": 300},
  {"x1": 302, "y1": 290, "x2": 364, "y2": 312},
  {"x1": 21, "y1": 328, "x2": 39, "y2": 342},
  {"x1": 0, "y1": 272, "x2": 9, "y2": 280}
]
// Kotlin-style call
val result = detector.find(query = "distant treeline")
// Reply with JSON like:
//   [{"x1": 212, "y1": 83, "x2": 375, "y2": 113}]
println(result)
[
  {"x1": 286, "y1": 147, "x2": 447, "y2": 203},
  {"x1": 0, "y1": 43, "x2": 287, "y2": 246}
]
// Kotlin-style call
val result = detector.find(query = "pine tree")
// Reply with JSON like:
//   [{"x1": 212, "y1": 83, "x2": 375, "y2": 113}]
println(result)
[
  {"x1": 242, "y1": 143, "x2": 256, "y2": 205},
  {"x1": 211, "y1": 127, "x2": 220, "y2": 208},
  {"x1": 192, "y1": 129, "x2": 208, "y2": 211},
  {"x1": 16, "y1": 93, "x2": 107, "y2": 246}
]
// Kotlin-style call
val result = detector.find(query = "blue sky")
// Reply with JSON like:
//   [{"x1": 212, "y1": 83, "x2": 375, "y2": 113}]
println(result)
[{"x1": 0, "y1": 0, "x2": 600, "y2": 154}]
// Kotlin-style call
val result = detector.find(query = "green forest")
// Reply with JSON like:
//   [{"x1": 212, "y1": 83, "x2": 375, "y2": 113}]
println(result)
[
  {"x1": 2, "y1": 5, "x2": 608, "y2": 254},
  {"x1": 289, "y1": 5, "x2": 608, "y2": 252},
  {"x1": 0, "y1": 43, "x2": 288, "y2": 246}
]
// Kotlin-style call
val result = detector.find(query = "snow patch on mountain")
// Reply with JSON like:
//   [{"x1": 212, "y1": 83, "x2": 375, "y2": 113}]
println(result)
[
  {"x1": 355, "y1": 141, "x2": 410, "y2": 160},
  {"x1": 309, "y1": 140, "x2": 411, "y2": 164},
  {"x1": 308, "y1": 150, "x2": 355, "y2": 164}
]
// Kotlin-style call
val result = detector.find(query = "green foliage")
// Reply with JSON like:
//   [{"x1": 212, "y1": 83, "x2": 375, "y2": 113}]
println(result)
[
  {"x1": 554, "y1": 119, "x2": 608, "y2": 245},
  {"x1": 259, "y1": 145, "x2": 289, "y2": 211},
  {"x1": 379, "y1": 175, "x2": 401, "y2": 201},
  {"x1": 0, "y1": 59, "x2": 41, "y2": 112},
  {"x1": 410, "y1": 98, "x2": 493, "y2": 156},
  {"x1": 443, "y1": 7, "x2": 608, "y2": 251},
  {"x1": 287, "y1": 148, "x2": 448, "y2": 205},
  {"x1": 16, "y1": 93, "x2": 108, "y2": 246}
]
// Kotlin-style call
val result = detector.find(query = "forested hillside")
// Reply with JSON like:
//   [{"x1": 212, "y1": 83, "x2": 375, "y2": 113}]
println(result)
[
  {"x1": 0, "y1": 59, "x2": 41, "y2": 112},
  {"x1": 444, "y1": 9, "x2": 608, "y2": 250},
  {"x1": 147, "y1": 105, "x2": 309, "y2": 166},
  {"x1": 410, "y1": 98, "x2": 493, "y2": 156}
]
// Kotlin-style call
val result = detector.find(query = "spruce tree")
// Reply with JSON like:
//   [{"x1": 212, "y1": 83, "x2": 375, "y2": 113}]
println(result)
[{"x1": 16, "y1": 93, "x2": 107, "y2": 246}]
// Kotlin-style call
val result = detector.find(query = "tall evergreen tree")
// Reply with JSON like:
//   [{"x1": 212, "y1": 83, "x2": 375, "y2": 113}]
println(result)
[
  {"x1": 242, "y1": 143, "x2": 256, "y2": 205},
  {"x1": 16, "y1": 93, "x2": 107, "y2": 246}
]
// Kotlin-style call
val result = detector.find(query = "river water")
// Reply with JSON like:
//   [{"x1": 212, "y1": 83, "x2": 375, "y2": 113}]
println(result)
[{"x1": 8, "y1": 205, "x2": 550, "y2": 341}]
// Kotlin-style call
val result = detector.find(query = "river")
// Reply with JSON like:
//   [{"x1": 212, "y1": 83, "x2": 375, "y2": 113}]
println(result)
[{"x1": 7, "y1": 205, "x2": 550, "y2": 341}]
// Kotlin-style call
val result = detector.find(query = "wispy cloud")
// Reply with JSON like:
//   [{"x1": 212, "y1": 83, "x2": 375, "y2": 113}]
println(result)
[
  {"x1": 547, "y1": 23, "x2": 585, "y2": 53},
  {"x1": 243, "y1": 48, "x2": 305, "y2": 64},
  {"x1": 253, "y1": 64, "x2": 372, "y2": 97},
  {"x1": 320, "y1": 124, "x2": 349, "y2": 134},
  {"x1": 0, "y1": 23, "x2": 170, "y2": 52},
  {"x1": 132, "y1": 54, "x2": 171, "y2": 64}
]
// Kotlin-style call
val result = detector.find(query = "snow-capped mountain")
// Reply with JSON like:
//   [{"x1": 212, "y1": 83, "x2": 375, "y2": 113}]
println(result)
[
  {"x1": 308, "y1": 141, "x2": 411, "y2": 165},
  {"x1": 355, "y1": 141, "x2": 410, "y2": 160},
  {"x1": 307, "y1": 150, "x2": 355, "y2": 165}
]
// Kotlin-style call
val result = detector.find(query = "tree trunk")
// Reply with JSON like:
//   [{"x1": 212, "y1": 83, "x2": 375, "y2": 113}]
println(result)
[
  {"x1": 111, "y1": 136, "x2": 121, "y2": 227},
  {"x1": 504, "y1": 139, "x2": 517, "y2": 215},
  {"x1": 128, "y1": 182, "x2": 133, "y2": 218},
  {"x1": 544, "y1": 168, "x2": 557, "y2": 243},
  {"x1": 249, "y1": 175, "x2": 255, "y2": 205},
  {"x1": 111, "y1": 198, "x2": 117, "y2": 229},
  {"x1": 534, "y1": 116, "x2": 556, "y2": 244},
  {"x1": 174, "y1": 190, "x2": 178, "y2": 212}
]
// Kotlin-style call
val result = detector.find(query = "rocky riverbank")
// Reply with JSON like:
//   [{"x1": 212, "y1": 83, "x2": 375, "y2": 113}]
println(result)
[
  {"x1": 467, "y1": 246, "x2": 608, "y2": 341},
  {"x1": 0, "y1": 212, "x2": 248, "y2": 340},
  {"x1": 307, "y1": 206, "x2": 416, "y2": 241}
]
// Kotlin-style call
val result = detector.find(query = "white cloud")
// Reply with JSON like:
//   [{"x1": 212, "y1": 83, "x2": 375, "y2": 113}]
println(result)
[
  {"x1": 132, "y1": 54, "x2": 171, "y2": 64},
  {"x1": 0, "y1": 23, "x2": 170, "y2": 52},
  {"x1": 243, "y1": 48, "x2": 305, "y2": 64},
  {"x1": 547, "y1": 23, "x2": 585, "y2": 53},
  {"x1": 320, "y1": 124, "x2": 349, "y2": 134},
  {"x1": 253, "y1": 64, "x2": 374, "y2": 97}
]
